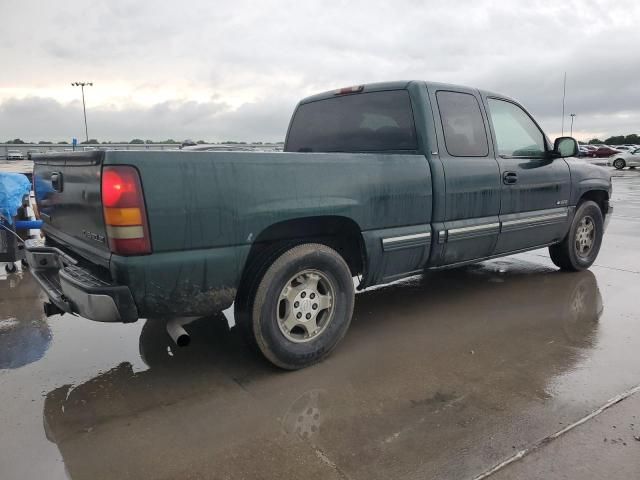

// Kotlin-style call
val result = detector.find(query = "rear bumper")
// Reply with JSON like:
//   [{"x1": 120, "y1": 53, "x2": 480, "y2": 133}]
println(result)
[{"x1": 25, "y1": 239, "x2": 138, "y2": 322}]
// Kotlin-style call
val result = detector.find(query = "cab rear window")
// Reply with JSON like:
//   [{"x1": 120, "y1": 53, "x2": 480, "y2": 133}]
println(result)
[
  {"x1": 436, "y1": 91, "x2": 489, "y2": 157},
  {"x1": 285, "y1": 90, "x2": 418, "y2": 153}
]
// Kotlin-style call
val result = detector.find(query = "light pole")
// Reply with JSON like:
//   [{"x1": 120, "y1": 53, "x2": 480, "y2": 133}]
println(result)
[
  {"x1": 71, "y1": 82, "x2": 93, "y2": 143},
  {"x1": 570, "y1": 113, "x2": 576, "y2": 137},
  {"x1": 561, "y1": 72, "x2": 567, "y2": 136}
]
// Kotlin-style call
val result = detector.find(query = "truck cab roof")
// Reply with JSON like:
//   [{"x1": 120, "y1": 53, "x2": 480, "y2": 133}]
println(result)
[{"x1": 298, "y1": 80, "x2": 518, "y2": 105}]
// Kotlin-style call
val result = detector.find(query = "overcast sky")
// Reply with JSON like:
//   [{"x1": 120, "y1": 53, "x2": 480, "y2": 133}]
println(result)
[{"x1": 1, "y1": 0, "x2": 638, "y2": 142}]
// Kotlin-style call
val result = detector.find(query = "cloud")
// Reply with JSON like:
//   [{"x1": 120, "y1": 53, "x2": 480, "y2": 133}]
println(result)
[
  {"x1": 0, "y1": 0, "x2": 639, "y2": 141},
  {"x1": 0, "y1": 95, "x2": 297, "y2": 142}
]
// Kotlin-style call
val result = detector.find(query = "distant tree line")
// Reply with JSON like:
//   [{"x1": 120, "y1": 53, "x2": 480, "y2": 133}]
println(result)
[
  {"x1": 582, "y1": 134, "x2": 640, "y2": 145},
  {"x1": 4, "y1": 138, "x2": 285, "y2": 145},
  {"x1": 7, "y1": 132, "x2": 637, "y2": 147}
]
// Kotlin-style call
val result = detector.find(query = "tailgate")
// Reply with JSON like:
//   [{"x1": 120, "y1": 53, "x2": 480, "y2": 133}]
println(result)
[{"x1": 33, "y1": 151, "x2": 111, "y2": 267}]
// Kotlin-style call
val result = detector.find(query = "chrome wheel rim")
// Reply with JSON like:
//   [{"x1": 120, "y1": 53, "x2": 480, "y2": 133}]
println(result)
[
  {"x1": 276, "y1": 269, "x2": 335, "y2": 343},
  {"x1": 575, "y1": 215, "x2": 595, "y2": 258}
]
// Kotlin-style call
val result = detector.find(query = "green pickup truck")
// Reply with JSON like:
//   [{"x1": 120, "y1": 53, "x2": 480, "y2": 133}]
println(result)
[{"x1": 27, "y1": 80, "x2": 612, "y2": 369}]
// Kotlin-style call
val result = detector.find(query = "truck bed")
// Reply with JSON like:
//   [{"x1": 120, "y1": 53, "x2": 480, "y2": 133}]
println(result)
[{"x1": 32, "y1": 149, "x2": 433, "y2": 317}]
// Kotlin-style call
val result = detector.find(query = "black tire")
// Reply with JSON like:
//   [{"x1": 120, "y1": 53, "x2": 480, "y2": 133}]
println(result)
[
  {"x1": 238, "y1": 243, "x2": 354, "y2": 370},
  {"x1": 549, "y1": 201, "x2": 604, "y2": 271},
  {"x1": 613, "y1": 158, "x2": 626, "y2": 170},
  {"x1": 234, "y1": 241, "x2": 298, "y2": 350},
  {"x1": 5, "y1": 263, "x2": 17, "y2": 273}
]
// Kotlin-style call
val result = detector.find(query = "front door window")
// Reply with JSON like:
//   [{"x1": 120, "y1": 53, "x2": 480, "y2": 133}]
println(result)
[{"x1": 487, "y1": 99, "x2": 545, "y2": 158}]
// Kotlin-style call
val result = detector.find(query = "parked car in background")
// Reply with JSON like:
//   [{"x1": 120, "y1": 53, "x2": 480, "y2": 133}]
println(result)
[
  {"x1": 590, "y1": 146, "x2": 621, "y2": 158},
  {"x1": 6, "y1": 150, "x2": 25, "y2": 160},
  {"x1": 572, "y1": 144, "x2": 606, "y2": 160},
  {"x1": 613, "y1": 146, "x2": 633, "y2": 152},
  {"x1": 578, "y1": 146, "x2": 591, "y2": 157},
  {"x1": 609, "y1": 148, "x2": 640, "y2": 170}
]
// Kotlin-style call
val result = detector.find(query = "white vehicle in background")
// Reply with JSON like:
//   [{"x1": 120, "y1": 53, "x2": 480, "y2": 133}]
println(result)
[
  {"x1": 6, "y1": 150, "x2": 25, "y2": 160},
  {"x1": 609, "y1": 148, "x2": 640, "y2": 170}
]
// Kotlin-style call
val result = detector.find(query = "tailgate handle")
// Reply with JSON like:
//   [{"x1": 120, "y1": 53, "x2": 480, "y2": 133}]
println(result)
[{"x1": 51, "y1": 172, "x2": 64, "y2": 192}]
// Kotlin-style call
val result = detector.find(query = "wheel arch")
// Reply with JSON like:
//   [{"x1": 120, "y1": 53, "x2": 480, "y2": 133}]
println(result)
[
  {"x1": 578, "y1": 189, "x2": 609, "y2": 217},
  {"x1": 238, "y1": 215, "x2": 367, "y2": 288}
]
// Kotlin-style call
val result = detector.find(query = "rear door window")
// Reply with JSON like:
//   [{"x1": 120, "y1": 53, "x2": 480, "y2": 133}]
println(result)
[
  {"x1": 285, "y1": 90, "x2": 417, "y2": 153},
  {"x1": 436, "y1": 91, "x2": 489, "y2": 157}
]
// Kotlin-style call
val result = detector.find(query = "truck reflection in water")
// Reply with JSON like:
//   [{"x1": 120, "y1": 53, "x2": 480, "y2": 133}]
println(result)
[
  {"x1": 0, "y1": 271, "x2": 51, "y2": 369},
  {"x1": 42, "y1": 259, "x2": 602, "y2": 479}
]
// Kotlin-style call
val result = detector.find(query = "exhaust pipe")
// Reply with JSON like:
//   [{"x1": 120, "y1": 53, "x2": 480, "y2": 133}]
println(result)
[{"x1": 166, "y1": 318, "x2": 191, "y2": 347}]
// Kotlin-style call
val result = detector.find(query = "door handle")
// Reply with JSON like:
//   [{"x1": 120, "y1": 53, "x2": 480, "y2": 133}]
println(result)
[
  {"x1": 51, "y1": 172, "x2": 64, "y2": 192},
  {"x1": 503, "y1": 171, "x2": 518, "y2": 185}
]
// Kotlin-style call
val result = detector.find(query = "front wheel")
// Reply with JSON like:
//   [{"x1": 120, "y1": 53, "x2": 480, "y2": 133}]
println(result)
[
  {"x1": 549, "y1": 201, "x2": 604, "y2": 271},
  {"x1": 613, "y1": 158, "x2": 626, "y2": 170},
  {"x1": 238, "y1": 243, "x2": 355, "y2": 370},
  {"x1": 5, "y1": 263, "x2": 17, "y2": 273}
]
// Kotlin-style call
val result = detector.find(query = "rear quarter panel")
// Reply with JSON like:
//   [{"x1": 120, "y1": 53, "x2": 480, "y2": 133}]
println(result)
[{"x1": 104, "y1": 150, "x2": 432, "y2": 317}]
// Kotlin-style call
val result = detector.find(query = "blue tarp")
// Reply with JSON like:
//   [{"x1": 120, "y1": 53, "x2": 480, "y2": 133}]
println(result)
[{"x1": 0, "y1": 173, "x2": 31, "y2": 224}]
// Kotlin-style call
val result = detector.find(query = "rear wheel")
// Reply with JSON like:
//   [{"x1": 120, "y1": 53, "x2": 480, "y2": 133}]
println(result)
[
  {"x1": 4, "y1": 263, "x2": 17, "y2": 273},
  {"x1": 613, "y1": 158, "x2": 626, "y2": 170},
  {"x1": 549, "y1": 201, "x2": 603, "y2": 271},
  {"x1": 237, "y1": 243, "x2": 354, "y2": 369}
]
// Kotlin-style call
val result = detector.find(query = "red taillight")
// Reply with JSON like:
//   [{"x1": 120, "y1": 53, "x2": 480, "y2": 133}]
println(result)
[
  {"x1": 101, "y1": 165, "x2": 151, "y2": 255},
  {"x1": 102, "y1": 168, "x2": 139, "y2": 207}
]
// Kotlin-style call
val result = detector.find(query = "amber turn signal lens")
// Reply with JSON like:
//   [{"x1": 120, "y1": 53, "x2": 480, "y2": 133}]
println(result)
[{"x1": 104, "y1": 207, "x2": 143, "y2": 226}]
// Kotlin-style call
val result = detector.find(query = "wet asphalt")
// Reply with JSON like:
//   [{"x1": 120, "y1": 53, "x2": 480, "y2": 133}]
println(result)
[{"x1": 1, "y1": 167, "x2": 639, "y2": 480}]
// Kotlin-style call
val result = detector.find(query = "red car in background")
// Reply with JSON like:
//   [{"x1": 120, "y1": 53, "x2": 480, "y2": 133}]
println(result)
[{"x1": 590, "y1": 146, "x2": 622, "y2": 158}]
